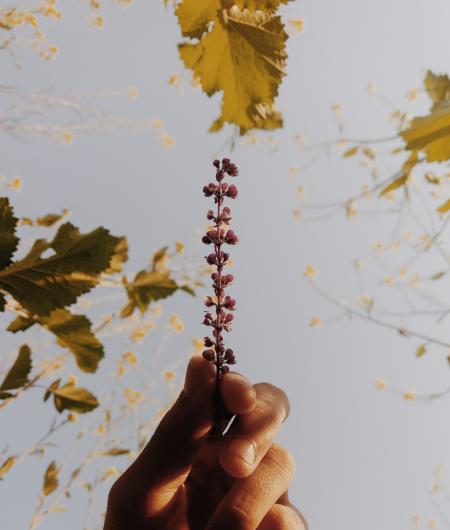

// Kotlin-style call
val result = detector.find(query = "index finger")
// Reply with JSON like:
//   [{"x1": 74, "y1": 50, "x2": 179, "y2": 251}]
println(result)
[{"x1": 219, "y1": 382, "x2": 290, "y2": 478}]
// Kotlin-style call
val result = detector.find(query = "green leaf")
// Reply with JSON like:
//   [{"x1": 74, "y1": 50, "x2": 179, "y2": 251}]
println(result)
[
  {"x1": 178, "y1": 2, "x2": 290, "y2": 133},
  {"x1": 38, "y1": 309, "x2": 104, "y2": 373},
  {"x1": 42, "y1": 461, "x2": 58, "y2": 496},
  {"x1": 437, "y1": 198, "x2": 450, "y2": 214},
  {"x1": 0, "y1": 344, "x2": 32, "y2": 392},
  {"x1": 0, "y1": 456, "x2": 16, "y2": 479},
  {"x1": 121, "y1": 270, "x2": 179, "y2": 317},
  {"x1": 0, "y1": 223, "x2": 120, "y2": 316},
  {"x1": 0, "y1": 197, "x2": 19, "y2": 270},
  {"x1": 379, "y1": 175, "x2": 408, "y2": 197},
  {"x1": 416, "y1": 344, "x2": 426, "y2": 358},
  {"x1": 51, "y1": 383, "x2": 99, "y2": 413}
]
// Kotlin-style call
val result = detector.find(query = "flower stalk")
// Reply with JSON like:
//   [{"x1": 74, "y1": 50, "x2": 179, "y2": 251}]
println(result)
[{"x1": 202, "y1": 158, "x2": 239, "y2": 435}]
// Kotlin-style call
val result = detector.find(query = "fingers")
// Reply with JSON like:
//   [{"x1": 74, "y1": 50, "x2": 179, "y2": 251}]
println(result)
[
  {"x1": 219, "y1": 382, "x2": 290, "y2": 478},
  {"x1": 206, "y1": 444, "x2": 296, "y2": 530},
  {"x1": 221, "y1": 372, "x2": 256, "y2": 414},
  {"x1": 257, "y1": 504, "x2": 307, "y2": 530},
  {"x1": 111, "y1": 356, "x2": 256, "y2": 519}
]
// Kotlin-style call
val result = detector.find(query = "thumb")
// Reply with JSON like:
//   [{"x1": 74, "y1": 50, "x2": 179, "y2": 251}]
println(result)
[{"x1": 122, "y1": 355, "x2": 217, "y2": 517}]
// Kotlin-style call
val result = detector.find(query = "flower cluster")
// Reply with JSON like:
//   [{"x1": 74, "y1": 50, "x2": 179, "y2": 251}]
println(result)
[{"x1": 202, "y1": 158, "x2": 239, "y2": 377}]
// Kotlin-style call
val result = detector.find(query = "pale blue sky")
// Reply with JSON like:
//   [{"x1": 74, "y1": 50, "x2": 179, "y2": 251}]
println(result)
[{"x1": 1, "y1": 1, "x2": 450, "y2": 529}]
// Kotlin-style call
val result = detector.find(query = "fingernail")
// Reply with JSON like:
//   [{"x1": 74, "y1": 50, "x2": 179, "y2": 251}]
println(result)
[{"x1": 228, "y1": 439, "x2": 256, "y2": 467}]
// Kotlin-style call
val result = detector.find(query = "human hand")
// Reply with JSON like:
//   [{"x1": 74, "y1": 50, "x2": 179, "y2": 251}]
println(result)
[{"x1": 104, "y1": 355, "x2": 306, "y2": 530}]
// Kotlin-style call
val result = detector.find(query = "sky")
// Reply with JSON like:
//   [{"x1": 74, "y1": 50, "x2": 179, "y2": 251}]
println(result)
[{"x1": 1, "y1": 1, "x2": 450, "y2": 529}]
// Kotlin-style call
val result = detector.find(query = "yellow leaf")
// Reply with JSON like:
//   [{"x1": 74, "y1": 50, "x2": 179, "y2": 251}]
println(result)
[
  {"x1": 0, "y1": 456, "x2": 16, "y2": 478},
  {"x1": 177, "y1": 2, "x2": 289, "y2": 133},
  {"x1": 424, "y1": 70, "x2": 450, "y2": 106},
  {"x1": 401, "y1": 106, "x2": 450, "y2": 162},
  {"x1": 437, "y1": 198, "x2": 450, "y2": 214},
  {"x1": 343, "y1": 146, "x2": 358, "y2": 158},
  {"x1": 43, "y1": 461, "x2": 58, "y2": 496},
  {"x1": 379, "y1": 175, "x2": 408, "y2": 197},
  {"x1": 416, "y1": 344, "x2": 426, "y2": 358}
]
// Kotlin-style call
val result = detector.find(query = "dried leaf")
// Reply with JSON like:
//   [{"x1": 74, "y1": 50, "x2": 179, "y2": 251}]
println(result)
[
  {"x1": 0, "y1": 223, "x2": 120, "y2": 316},
  {"x1": 0, "y1": 344, "x2": 32, "y2": 393},
  {"x1": 43, "y1": 461, "x2": 58, "y2": 496}
]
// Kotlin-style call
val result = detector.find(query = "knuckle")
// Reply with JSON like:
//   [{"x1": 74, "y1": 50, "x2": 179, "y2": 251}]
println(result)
[
  {"x1": 222, "y1": 503, "x2": 255, "y2": 530},
  {"x1": 255, "y1": 383, "x2": 291, "y2": 422},
  {"x1": 266, "y1": 444, "x2": 296, "y2": 483},
  {"x1": 263, "y1": 505, "x2": 307, "y2": 530}
]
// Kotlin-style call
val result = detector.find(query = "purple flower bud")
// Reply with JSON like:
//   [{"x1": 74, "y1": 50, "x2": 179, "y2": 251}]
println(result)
[
  {"x1": 204, "y1": 296, "x2": 215, "y2": 307},
  {"x1": 224, "y1": 348, "x2": 236, "y2": 364},
  {"x1": 207, "y1": 209, "x2": 215, "y2": 220},
  {"x1": 224, "y1": 313, "x2": 234, "y2": 323},
  {"x1": 202, "y1": 235, "x2": 212, "y2": 244},
  {"x1": 221, "y1": 365, "x2": 230, "y2": 374},
  {"x1": 222, "y1": 158, "x2": 230, "y2": 165},
  {"x1": 213, "y1": 159, "x2": 220, "y2": 169},
  {"x1": 221, "y1": 183, "x2": 229, "y2": 192},
  {"x1": 224, "y1": 229, "x2": 239, "y2": 245},
  {"x1": 226, "y1": 184, "x2": 238, "y2": 199},
  {"x1": 223, "y1": 296, "x2": 236, "y2": 310},
  {"x1": 211, "y1": 272, "x2": 219, "y2": 284},
  {"x1": 222, "y1": 274, "x2": 234, "y2": 286},
  {"x1": 204, "y1": 336, "x2": 214, "y2": 347},
  {"x1": 202, "y1": 349, "x2": 215, "y2": 362},
  {"x1": 206, "y1": 253, "x2": 217, "y2": 265}
]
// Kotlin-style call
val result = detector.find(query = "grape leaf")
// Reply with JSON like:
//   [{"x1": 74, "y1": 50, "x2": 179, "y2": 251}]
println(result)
[
  {"x1": 49, "y1": 382, "x2": 99, "y2": 413},
  {"x1": 177, "y1": 1, "x2": 290, "y2": 133},
  {"x1": 0, "y1": 223, "x2": 120, "y2": 316},
  {"x1": 0, "y1": 344, "x2": 32, "y2": 394},
  {"x1": 0, "y1": 197, "x2": 19, "y2": 270},
  {"x1": 121, "y1": 270, "x2": 179, "y2": 318},
  {"x1": 401, "y1": 105, "x2": 450, "y2": 162},
  {"x1": 424, "y1": 70, "x2": 450, "y2": 107},
  {"x1": 42, "y1": 461, "x2": 58, "y2": 496}
]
